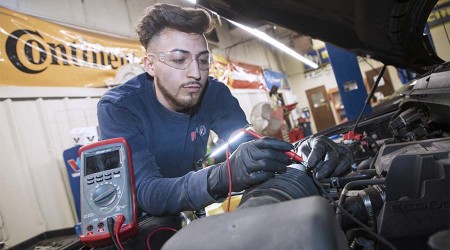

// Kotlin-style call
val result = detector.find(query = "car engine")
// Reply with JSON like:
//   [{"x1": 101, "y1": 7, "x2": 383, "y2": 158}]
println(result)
[
  {"x1": 163, "y1": 63, "x2": 450, "y2": 250},
  {"x1": 319, "y1": 62, "x2": 450, "y2": 249}
]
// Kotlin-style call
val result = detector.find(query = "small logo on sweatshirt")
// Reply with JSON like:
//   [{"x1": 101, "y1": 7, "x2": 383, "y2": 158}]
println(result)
[{"x1": 191, "y1": 125, "x2": 207, "y2": 141}]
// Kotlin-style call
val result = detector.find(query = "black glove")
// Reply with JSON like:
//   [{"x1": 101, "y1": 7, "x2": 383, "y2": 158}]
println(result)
[
  {"x1": 207, "y1": 137, "x2": 293, "y2": 199},
  {"x1": 295, "y1": 136, "x2": 352, "y2": 180}
]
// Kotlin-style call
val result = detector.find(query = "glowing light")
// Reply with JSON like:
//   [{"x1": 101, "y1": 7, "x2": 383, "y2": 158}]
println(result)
[
  {"x1": 228, "y1": 19, "x2": 319, "y2": 69},
  {"x1": 209, "y1": 131, "x2": 245, "y2": 158}
]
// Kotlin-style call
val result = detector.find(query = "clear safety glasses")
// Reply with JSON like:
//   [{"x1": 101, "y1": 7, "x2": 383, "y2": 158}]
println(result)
[{"x1": 147, "y1": 50, "x2": 212, "y2": 71}]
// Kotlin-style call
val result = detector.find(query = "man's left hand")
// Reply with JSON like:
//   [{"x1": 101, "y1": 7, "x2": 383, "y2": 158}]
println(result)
[{"x1": 295, "y1": 136, "x2": 353, "y2": 180}]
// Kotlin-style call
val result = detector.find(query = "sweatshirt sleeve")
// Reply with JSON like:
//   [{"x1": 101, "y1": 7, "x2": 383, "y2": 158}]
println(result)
[{"x1": 97, "y1": 100, "x2": 215, "y2": 215}]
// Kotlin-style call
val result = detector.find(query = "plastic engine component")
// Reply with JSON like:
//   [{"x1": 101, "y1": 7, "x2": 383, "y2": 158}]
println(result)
[
  {"x1": 162, "y1": 196, "x2": 348, "y2": 250},
  {"x1": 375, "y1": 138, "x2": 450, "y2": 249}
]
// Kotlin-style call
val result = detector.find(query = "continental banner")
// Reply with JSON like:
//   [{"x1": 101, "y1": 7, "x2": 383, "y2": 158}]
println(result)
[
  {"x1": 0, "y1": 7, "x2": 145, "y2": 87},
  {"x1": 428, "y1": 0, "x2": 450, "y2": 27}
]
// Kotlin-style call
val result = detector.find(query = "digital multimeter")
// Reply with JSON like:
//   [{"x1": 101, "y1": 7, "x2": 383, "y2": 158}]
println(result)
[{"x1": 79, "y1": 138, "x2": 138, "y2": 247}]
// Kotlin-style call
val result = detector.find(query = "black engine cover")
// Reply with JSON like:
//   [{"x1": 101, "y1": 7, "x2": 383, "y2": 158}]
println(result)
[
  {"x1": 162, "y1": 196, "x2": 348, "y2": 250},
  {"x1": 376, "y1": 138, "x2": 450, "y2": 249}
]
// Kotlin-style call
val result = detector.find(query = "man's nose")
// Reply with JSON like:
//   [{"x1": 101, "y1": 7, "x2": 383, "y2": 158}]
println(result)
[{"x1": 186, "y1": 59, "x2": 201, "y2": 80}]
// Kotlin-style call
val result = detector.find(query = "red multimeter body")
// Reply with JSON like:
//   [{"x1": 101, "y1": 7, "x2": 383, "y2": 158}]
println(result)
[{"x1": 79, "y1": 138, "x2": 138, "y2": 247}]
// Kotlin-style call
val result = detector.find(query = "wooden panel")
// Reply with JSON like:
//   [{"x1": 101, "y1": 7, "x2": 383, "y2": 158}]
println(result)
[{"x1": 305, "y1": 85, "x2": 336, "y2": 132}]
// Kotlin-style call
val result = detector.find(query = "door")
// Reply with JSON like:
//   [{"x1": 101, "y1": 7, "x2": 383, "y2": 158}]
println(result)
[{"x1": 305, "y1": 85, "x2": 336, "y2": 132}]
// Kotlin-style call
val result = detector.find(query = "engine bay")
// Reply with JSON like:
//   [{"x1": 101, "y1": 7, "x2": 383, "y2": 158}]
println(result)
[
  {"x1": 162, "y1": 63, "x2": 450, "y2": 250},
  {"x1": 317, "y1": 62, "x2": 450, "y2": 249}
]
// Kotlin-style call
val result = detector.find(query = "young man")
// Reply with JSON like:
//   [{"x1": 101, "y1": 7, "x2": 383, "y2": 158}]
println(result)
[
  {"x1": 98, "y1": 4, "x2": 294, "y2": 216},
  {"x1": 98, "y1": 3, "x2": 350, "y2": 216}
]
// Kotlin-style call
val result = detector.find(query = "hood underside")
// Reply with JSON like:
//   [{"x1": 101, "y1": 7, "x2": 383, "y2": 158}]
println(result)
[{"x1": 198, "y1": 0, "x2": 444, "y2": 73}]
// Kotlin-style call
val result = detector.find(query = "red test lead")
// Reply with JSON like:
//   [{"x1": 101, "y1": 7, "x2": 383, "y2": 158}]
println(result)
[{"x1": 242, "y1": 129, "x2": 303, "y2": 163}]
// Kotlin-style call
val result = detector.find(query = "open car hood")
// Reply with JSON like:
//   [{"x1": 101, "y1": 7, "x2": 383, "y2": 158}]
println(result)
[{"x1": 197, "y1": 0, "x2": 444, "y2": 73}]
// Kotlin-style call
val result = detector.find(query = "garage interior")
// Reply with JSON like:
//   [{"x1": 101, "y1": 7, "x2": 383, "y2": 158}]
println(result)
[{"x1": 1, "y1": 0, "x2": 449, "y2": 249}]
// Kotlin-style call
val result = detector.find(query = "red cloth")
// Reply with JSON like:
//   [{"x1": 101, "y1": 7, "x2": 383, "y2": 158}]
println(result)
[{"x1": 288, "y1": 128, "x2": 304, "y2": 143}]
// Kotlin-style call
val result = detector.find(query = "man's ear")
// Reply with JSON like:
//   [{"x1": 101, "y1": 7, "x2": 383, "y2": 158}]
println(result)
[{"x1": 143, "y1": 56, "x2": 156, "y2": 76}]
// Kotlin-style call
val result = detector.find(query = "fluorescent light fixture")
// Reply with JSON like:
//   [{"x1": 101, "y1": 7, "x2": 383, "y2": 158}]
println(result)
[
  {"x1": 228, "y1": 19, "x2": 319, "y2": 69},
  {"x1": 187, "y1": 0, "x2": 197, "y2": 3},
  {"x1": 209, "y1": 131, "x2": 245, "y2": 158}
]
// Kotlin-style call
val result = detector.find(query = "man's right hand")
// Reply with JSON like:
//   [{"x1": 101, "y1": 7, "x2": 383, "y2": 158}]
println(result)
[{"x1": 207, "y1": 137, "x2": 293, "y2": 199}]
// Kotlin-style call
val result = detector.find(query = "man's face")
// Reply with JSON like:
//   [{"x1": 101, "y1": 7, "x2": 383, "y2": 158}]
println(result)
[{"x1": 144, "y1": 29, "x2": 210, "y2": 112}]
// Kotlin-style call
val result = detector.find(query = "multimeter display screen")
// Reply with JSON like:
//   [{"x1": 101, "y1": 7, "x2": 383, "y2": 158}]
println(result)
[{"x1": 85, "y1": 150, "x2": 121, "y2": 176}]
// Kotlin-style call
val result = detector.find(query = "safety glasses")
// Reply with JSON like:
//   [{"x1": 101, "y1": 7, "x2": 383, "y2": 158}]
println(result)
[{"x1": 147, "y1": 50, "x2": 212, "y2": 71}]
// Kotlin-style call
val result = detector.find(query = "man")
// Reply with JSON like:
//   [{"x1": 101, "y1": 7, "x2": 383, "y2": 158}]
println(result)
[{"x1": 98, "y1": 3, "x2": 350, "y2": 216}]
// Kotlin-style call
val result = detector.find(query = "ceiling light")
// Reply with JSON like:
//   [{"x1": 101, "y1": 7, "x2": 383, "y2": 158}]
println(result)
[{"x1": 228, "y1": 19, "x2": 319, "y2": 69}]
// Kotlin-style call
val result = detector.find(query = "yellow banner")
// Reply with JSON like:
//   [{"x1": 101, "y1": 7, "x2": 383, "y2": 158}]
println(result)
[{"x1": 0, "y1": 7, "x2": 145, "y2": 87}]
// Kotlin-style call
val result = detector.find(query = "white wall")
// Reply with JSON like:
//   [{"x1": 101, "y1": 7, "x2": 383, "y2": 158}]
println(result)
[
  {"x1": 231, "y1": 89, "x2": 271, "y2": 122},
  {"x1": 0, "y1": 0, "x2": 194, "y2": 39},
  {"x1": 430, "y1": 21, "x2": 450, "y2": 62},
  {"x1": 0, "y1": 87, "x2": 105, "y2": 246}
]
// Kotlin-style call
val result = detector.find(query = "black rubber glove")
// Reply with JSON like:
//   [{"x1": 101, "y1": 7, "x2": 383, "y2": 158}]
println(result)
[
  {"x1": 207, "y1": 137, "x2": 294, "y2": 199},
  {"x1": 295, "y1": 136, "x2": 352, "y2": 180}
]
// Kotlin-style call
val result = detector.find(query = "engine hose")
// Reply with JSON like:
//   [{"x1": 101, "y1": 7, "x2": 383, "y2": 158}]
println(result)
[
  {"x1": 237, "y1": 165, "x2": 320, "y2": 210},
  {"x1": 336, "y1": 178, "x2": 386, "y2": 224},
  {"x1": 321, "y1": 169, "x2": 378, "y2": 188},
  {"x1": 357, "y1": 157, "x2": 374, "y2": 170},
  {"x1": 340, "y1": 185, "x2": 386, "y2": 229}
]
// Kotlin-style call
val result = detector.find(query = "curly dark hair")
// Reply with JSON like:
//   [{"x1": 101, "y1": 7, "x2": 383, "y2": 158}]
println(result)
[{"x1": 135, "y1": 3, "x2": 214, "y2": 50}]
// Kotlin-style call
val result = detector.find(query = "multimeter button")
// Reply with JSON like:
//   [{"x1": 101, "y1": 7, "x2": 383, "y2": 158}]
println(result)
[
  {"x1": 105, "y1": 176, "x2": 112, "y2": 180},
  {"x1": 87, "y1": 177, "x2": 94, "y2": 181},
  {"x1": 113, "y1": 170, "x2": 120, "y2": 174},
  {"x1": 87, "y1": 180, "x2": 94, "y2": 185},
  {"x1": 96, "y1": 179, "x2": 103, "y2": 182},
  {"x1": 104, "y1": 173, "x2": 112, "y2": 176},
  {"x1": 96, "y1": 175, "x2": 103, "y2": 179}
]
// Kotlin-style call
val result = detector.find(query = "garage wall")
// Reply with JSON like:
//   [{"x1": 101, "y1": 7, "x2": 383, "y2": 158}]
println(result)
[
  {"x1": 231, "y1": 89, "x2": 271, "y2": 122},
  {"x1": 0, "y1": 0, "x2": 192, "y2": 39},
  {"x1": 430, "y1": 22, "x2": 450, "y2": 62},
  {"x1": 0, "y1": 87, "x2": 105, "y2": 246}
]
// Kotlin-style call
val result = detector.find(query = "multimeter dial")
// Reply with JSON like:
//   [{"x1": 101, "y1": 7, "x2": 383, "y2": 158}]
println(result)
[{"x1": 92, "y1": 184, "x2": 117, "y2": 207}]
